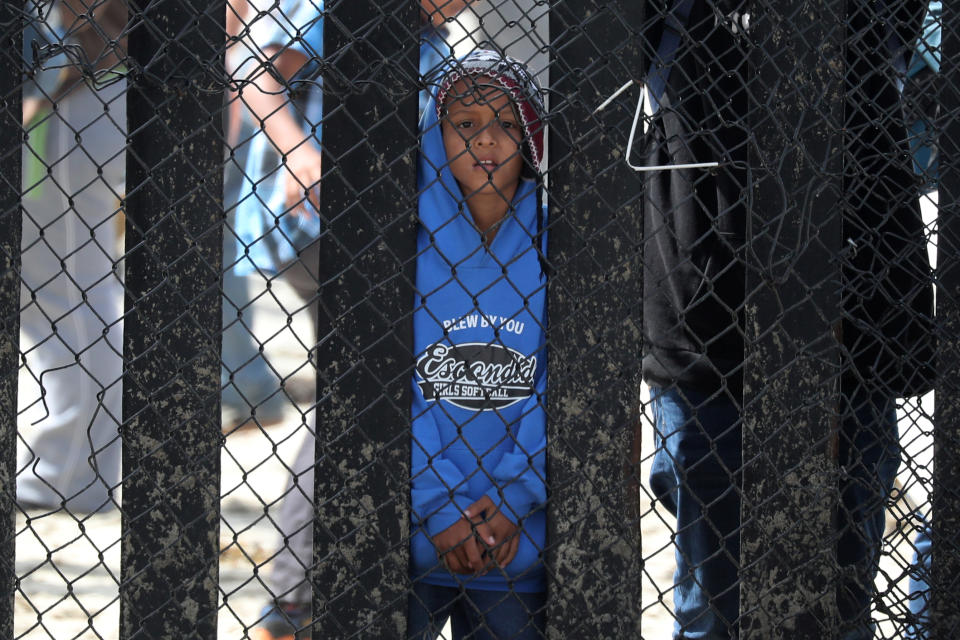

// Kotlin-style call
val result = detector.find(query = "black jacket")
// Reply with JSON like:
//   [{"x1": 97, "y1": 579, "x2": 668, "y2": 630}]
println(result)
[{"x1": 641, "y1": 0, "x2": 935, "y2": 400}]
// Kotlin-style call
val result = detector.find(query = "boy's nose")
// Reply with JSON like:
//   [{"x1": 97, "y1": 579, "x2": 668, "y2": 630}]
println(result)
[{"x1": 474, "y1": 123, "x2": 496, "y2": 145}]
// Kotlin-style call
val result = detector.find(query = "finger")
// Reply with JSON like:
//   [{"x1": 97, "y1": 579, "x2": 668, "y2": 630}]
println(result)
[
  {"x1": 307, "y1": 186, "x2": 321, "y2": 213},
  {"x1": 287, "y1": 196, "x2": 305, "y2": 217},
  {"x1": 495, "y1": 533, "x2": 513, "y2": 567},
  {"x1": 285, "y1": 176, "x2": 301, "y2": 209},
  {"x1": 480, "y1": 545, "x2": 497, "y2": 575},
  {"x1": 494, "y1": 525, "x2": 517, "y2": 565},
  {"x1": 445, "y1": 547, "x2": 461, "y2": 574},
  {"x1": 286, "y1": 174, "x2": 313, "y2": 213},
  {"x1": 473, "y1": 520, "x2": 496, "y2": 552},
  {"x1": 503, "y1": 535, "x2": 520, "y2": 567},
  {"x1": 290, "y1": 181, "x2": 321, "y2": 219},
  {"x1": 441, "y1": 550, "x2": 459, "y2": 574},
  {"x1": 464, "y1": 495, "x2": 495, "y2": 520},
  {"x1": 462, "y1": 534, "x2": 483, "y2": 572},
  {"x1": 497, "y1": 540, "x2": 511, "y2": 569},
  {"x1": 454, "y1": 545, "x2": 474, "y2": 574}
]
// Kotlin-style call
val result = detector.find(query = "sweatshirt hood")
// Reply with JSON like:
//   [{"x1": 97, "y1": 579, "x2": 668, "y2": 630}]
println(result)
[
  {"x1": 418, "y1": 50, "x2": 546, "y2": 268},
  {"x1": 435, "y1": 50, "x2": 545, "y2": 172}
]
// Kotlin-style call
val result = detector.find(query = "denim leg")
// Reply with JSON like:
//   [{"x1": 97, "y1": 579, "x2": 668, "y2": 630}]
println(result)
[
  {"x1": 459, "y1": 589, "x2": 546, "y2": 640},
  {"x1": 906, "y1": 523, "x2": 931, "y2": 640},
  {"x1": 835, "y1": 385, "x2": 898, "y2": 640},
  {"x1": 408, "y1": 584, "x2": 545, "y2": 640},
  {"x1": 407, "y1": 583, "x2": 466, "y2": 640},
  {"x1": 221, "y1": 125, "x2": 283, "y2": 416},
  {"x1": 649, "y1": 386, "x2": 742, "y2": 640}
]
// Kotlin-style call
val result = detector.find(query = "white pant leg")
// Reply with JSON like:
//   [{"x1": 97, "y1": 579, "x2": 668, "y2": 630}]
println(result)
[{"x1": 17, "y1": 79, "x2": 126, "y2": 513}]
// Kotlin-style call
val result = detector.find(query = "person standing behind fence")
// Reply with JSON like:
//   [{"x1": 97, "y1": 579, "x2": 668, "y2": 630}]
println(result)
[
  {"x1": 901, "y1": 3, "x2": 941, "y2": 637},
  {"x1": 17, "y1": 0, "x2": 127, "y2": 514},
  {"x1": 408, "y1": 49, "x2": 548, "y2": 640},
  {"x1": 226, "y1": 4, "x2": 324, "y2": 638},
  {"x1": 219, "y1": 0, "x2": 289, "y2": 432},
  {"x1": 231, "y1": 2, "x2": 477, "y2": 638},
  {"x1": 641, "y1": 0, "x2": 934, "y2": 638}
]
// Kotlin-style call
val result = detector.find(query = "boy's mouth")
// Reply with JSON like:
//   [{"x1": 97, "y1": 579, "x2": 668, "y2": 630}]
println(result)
[{"x1": 474, "y1": 159, "x2": 499, "y2": 170}]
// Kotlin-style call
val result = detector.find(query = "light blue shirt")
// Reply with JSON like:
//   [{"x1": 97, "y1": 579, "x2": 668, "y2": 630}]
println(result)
[
  {"x1": 230, "y1": 4, "x2": 454, "y2": 275},
  {"x1": 908, "y1": 1, "x2": 941, "y2": 77},
  {"x1": 230, "y1": 0, "x2": 324, "y2": 275}
]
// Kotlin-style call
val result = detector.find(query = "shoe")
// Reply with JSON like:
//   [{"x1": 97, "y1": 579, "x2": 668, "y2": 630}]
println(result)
[{"x1": 250, "y1": 602, "x2": 311, "y2": 640}]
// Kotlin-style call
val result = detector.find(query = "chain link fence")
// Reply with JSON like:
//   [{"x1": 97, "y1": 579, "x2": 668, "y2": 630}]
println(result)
[{"x1": 0, "y1": 0, "x2": 956, "y2": 637}]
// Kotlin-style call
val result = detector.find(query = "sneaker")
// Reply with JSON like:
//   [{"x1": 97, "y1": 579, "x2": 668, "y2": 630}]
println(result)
[{"x1": 250, "y1": 602, "x2": 311, "y2": 640}]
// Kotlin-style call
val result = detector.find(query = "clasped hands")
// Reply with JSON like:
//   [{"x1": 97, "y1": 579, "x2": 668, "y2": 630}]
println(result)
[{"x1": 432, "y1": 495, "x2": 520, "y2": 575}]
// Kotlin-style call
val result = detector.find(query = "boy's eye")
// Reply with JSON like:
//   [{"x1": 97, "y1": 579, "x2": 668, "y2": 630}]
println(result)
[{"x1": 457, "y1": 120, "x2": 474, "y2": 129}]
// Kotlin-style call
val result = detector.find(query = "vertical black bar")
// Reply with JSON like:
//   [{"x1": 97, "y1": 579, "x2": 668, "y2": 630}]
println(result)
[
  {"x1": 546, "y1": 1, "x2": 644, "y2": 636},
  {"x1": 312, "y1": 0, "x2": 418, "y2": 635},
  {"x1": 0, "y1": 4, "x2": 21, "y2": 638},
  {"x1": 740, "y1": 0, "x2": 844, "y2": 635},
  {"x1": 932, "y1": 3, "x2": 960, "y2": 635},
  {"x1": 121, "y1": 0, "x2": 224, "y2": 637}
]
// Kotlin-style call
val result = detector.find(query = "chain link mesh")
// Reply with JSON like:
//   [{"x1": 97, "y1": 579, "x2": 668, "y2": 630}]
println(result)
[{"x1": 1, "y1": 0, "x2": 955, "y2": 637}]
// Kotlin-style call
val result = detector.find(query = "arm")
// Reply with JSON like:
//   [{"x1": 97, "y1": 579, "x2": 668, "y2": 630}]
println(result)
[
  {"x1": 226, "y1": 0, "x2": 251, "y2": 42},
  {"x1": 240, "y1": 45, "x2": 323, "y2": 214},
  {"x1": 481, "y1": 371, "x2": 548, "y2": 523},
  {"x1": 467, "y1": 367, "x2": 548, "y2": 569},
  {"x1": 411, "y1": 390, "x2": 483, "y2": 572},
  {"x1": 420, "y1": 0, "x2": 475, "y2": 27}
]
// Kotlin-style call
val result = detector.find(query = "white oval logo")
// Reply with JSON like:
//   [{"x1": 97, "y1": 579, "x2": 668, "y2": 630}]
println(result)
[{"x1": 415, "y1": 342, "x2": 537, "y2": 411}]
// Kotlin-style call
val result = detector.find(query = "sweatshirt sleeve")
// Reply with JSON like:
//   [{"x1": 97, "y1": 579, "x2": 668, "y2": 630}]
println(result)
[
  {"x1": 483, "y1": 365, "x2": 548, "y2": 524},
  {"x1": 411, "y1": 384, "x2": 474, "y2": 537}
]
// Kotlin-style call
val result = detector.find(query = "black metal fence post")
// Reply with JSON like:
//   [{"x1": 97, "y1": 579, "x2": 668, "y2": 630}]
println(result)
[
  {"x1": 932, "y1": 5, "x2": 960, "y2": 636},
  {"x1": 311, "y1": 0, "x2": 419, "y2": 635},
  {"x1": 740, "y1": 0, "x2": 844, "y2": 634},
  {"x1": 546, "y1": 1, "x2": 645, "y2": 636},
  {"x1": 0, "y1": 4, "x2": 21, "y2": 637},
  {"x1": 120, "y1": 0, "x2": 225, "y2": 636}
]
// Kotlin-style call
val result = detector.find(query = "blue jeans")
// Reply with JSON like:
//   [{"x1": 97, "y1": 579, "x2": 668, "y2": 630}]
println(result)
[
  {"x1": 407, "y1": 582, "x2": 546, "y2": 640},
  {"x1": 649, "y1": 384, "x2": 898, "y2": 640},
  {"x1": 906, "y1": 523, "x2": 931, "y2": 639}
]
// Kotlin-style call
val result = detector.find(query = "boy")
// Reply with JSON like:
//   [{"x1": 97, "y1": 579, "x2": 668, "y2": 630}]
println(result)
[{"x1": 409, "y1": 50, "x2": 548, "y2": 639}]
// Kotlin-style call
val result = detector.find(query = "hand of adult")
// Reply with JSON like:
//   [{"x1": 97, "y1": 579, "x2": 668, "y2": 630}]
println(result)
[{"x1": 283, "y1": 142, "x2": 323, "y2": 217}]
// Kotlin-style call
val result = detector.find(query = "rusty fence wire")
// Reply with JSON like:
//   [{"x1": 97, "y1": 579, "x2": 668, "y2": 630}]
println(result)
[{"x1": 0, "y1": 0, "x2": 957, "y2": 638}]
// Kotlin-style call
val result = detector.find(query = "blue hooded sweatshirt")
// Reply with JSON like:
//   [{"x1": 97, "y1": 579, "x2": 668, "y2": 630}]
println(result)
[{"x1": 410, "y1": 52, "x2": 548, "y2": 593}]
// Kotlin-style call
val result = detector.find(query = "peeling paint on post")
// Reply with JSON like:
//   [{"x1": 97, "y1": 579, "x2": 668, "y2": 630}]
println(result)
[
  {"x1": 311, "y1": 1, "x2": 418, "y2": 636},
  {"x1": 932, "y1": 8, "x2": 960, "y2": 636},
  {"x1": 546, "y1": 2, "x2": 645, "y2": 637},
  {"x1": 121, "y1": 1, "x2": 224, "y2": 637},
  {"x1": 740, "y1": 0, "x2": 844, "y2": 635},
  {"x1": 0, "y1": 5, "x2": 21, "y2": 638}
]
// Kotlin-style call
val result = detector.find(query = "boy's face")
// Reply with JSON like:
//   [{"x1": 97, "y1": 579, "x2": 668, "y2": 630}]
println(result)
[{"x1": 441, "y1": 78, "x2": 525, "y2": 201}]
